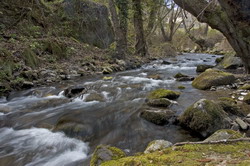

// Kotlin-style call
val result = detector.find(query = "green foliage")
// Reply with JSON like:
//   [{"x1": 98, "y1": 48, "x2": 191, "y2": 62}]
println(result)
[
  {"x1": 102, "y1": 142, "x2": 250, "y2": 166},
  {"x1": 22, "y1": 48, "x2": 38, "y2": 69}
]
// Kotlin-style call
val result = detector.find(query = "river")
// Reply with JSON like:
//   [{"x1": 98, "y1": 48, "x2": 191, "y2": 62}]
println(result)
[{"x1": 0, "y1": 53, "x2": 223, "y2": 166}]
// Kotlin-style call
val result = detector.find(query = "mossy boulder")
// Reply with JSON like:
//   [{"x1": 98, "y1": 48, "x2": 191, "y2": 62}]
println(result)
[
  {"x1": 179, "y1": 99, "x2": 231, "y2": 137},
  {"x1": 243, "y1": 93, "x2": 250, "y2": 104},
  {"x1": 140, "y1": 108, "x2": 175, "y2": 125},
  {"x1": 102, "y1": 142, "x2": 250, "y2": 166},
  {"x1": 217, "y1": 54, "x2": 243, "y2": 69},
  {"x1": 192, "y1": 69, "x2": 235, "y2": 90},
  {"x1": 203, "y1": 129, "x2": 244, "y2": 142},
  {"x1": 146, "y1": 98, "x2": 172, "y2": 107},
  {"x1": 144, "y1": 140, "x2": 173, "y2": 154},
  {"x1": 147, "y1": 89, "x2": 180, "y2": 100},
  {"x1": 240, "y1": 84, "x2": 250, "y2": 90},
  {"x1": 196, "y1": 64, "x2": 214, "y2": 73},
  {"x1": 215, "y1": 56, "x2": 224, "y2": 63},
  {"x1": 90, "y1": 145, "x2": 126, "y2": 166}
]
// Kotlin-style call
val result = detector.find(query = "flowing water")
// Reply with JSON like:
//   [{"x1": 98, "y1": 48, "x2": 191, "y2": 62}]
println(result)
[{"x1": 0, "y1": 53, "x2": 223, "y2": 166}]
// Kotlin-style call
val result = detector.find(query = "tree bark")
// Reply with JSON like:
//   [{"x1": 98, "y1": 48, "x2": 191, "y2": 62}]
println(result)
[
  {"x1": 173, "y1": 0, "x2": 250, "y2": 73},
  {"x1": 108, "y1": 0, "x2": 128, "y2": 59},
  {"x1": 132, "y1": 0, "x2": 147, "y2": 56}
]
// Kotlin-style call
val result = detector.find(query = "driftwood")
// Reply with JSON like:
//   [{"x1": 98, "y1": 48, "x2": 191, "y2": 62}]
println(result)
[{"x1": 173, "y1": 138, "x2": 250, "y2": 146}]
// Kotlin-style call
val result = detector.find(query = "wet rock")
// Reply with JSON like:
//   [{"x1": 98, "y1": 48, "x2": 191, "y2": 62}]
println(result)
[
  {"x1": 147, "y1": 89, "x2": 180, "y2": 100},
  {"x1": 203, "y1": 129, "x2": 243, "y2": 142},
  {"x1": 243, "y1": 93, "x2": 250, "y2": 104},
  {"x1": 85, "y1": 92, "x2": 105, "y2": 102},
  {"x1": 162, "y1": 60, "x2": 171, "y2": 65},
  {"x1": 179, "y1": 99, "x2": 231, "y2": 137},
  {"x1": 192, "y1": 69, "x2": 235, "y2": 90},
  {"x1": 178, "y1": 86, "x2": 186, "y2": 90},
  {"x1": 64, "y1": 86, "x2": 86, "y2": 98},
  {"x1": 174, "y1": 73, "x2": 194, "y2": 81},
  {"x1": 146, "y1": 98, "x2": 172, "y2": 107},
  {"x1": 196, "y1": 65, "x2": 214, "y2": 73},
  {"x1": 140, "y1": 108, "x2": 175, "y2": 125},
  {"x1": 240, "y1": 84, "x2": 250, "y2": 90},
  {"x1": 90, "y1": 145, "x2": 125, "y2": 166},
  {"x1": 235, "y1": 118, "x2": 248, "y2": 130},
  {"x1": 147, "y1": 74, "x2": 162, "y2": 80},
  {"x1": 217, "y1": 54, "x2": 243, "y2": 69},
  {"x1": 144, "y1": 140, "x2": 173, "y2": 154},
  {"x1": 174, "y1": 72, "x2": 188, "y2": 79}
]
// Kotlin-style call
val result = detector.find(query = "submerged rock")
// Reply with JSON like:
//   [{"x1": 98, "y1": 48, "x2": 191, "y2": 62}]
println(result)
[
  {"x1": 196, "y1": 64, "x2": 214, "y2": 73},
  {"x1": 85, "y1": 92, "x2": 105, "y2": 102},
  {"x1": 140, "y1": 108, "x2": 175, "y2": 125},
  {"x1": 90, "y1": 145, "x2": 125, "y2": 166},
  {"x1": 192, "y1": 69, "x2": 235, "y2": 90},
  {"x1": 203, "y1": 129, "x2": 244, "y2": 142},
  {"x1": 174, "y1": 73, "x2": 194, "y2": 81},
  {"x1": 144, "y1": 140, "x2": 173, "y2": 154},
  {"x1": 64, "y1": 86, "x2": 86, "y2": 98},
  {"x1": 147, "y1": 89, "x2": 180, "y2": 100},
  {"x1": 179, "y1": 99, "x2": 231, "y2": 137}
]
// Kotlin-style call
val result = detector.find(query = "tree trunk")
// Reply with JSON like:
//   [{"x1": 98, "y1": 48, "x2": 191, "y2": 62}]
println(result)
[
  {"x1": 173, "y1": 0, "x2": 250, "y2": 73},
  {"x1": 132, "y1": 0, "x2": 147, "y2": 56},
  {"x1": 108, "y1": 0, "x2": 127, "y2": 59}
]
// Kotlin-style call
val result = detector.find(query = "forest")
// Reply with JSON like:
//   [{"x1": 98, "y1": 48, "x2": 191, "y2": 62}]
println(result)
[{"x1": 0, "y1": 0, "x2": 250, "y2": 165}]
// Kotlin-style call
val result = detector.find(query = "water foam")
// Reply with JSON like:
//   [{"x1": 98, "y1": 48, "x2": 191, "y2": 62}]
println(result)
[{"x1": 0, "y1": 127, "x2": 89, "y2": 166}]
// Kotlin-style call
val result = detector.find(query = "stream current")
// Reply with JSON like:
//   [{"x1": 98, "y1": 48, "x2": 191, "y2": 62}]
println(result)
[{"x1": 0, "y1": 53, "x2": 222, "y2": 166}]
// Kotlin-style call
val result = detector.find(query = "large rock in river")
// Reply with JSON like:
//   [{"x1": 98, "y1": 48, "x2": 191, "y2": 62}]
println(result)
[
  {"x1": 192, "y1": 69, "x2": 235, "y2": 90},
  {"x1": 179, "y1": 99, "x2": 231, "y2": 137},
  {"x1": 144, "y1": 140, "x2": 173, "y2": 154},
  {"x1": 203, "y1": 129, "x2": 243, "y2": 142},
  {"x1": 217, "y1": 54, "x2": 243, "y2": 69}
]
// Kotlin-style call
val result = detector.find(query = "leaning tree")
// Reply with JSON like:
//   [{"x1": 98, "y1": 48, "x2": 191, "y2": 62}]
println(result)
[{"x1": 173, "y1": 0, "x2": 250, "y2": 73}]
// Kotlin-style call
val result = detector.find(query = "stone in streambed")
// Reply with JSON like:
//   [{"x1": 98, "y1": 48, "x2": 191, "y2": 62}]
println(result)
[
  {"x1": 140, "y1": 108, "x2": 175, "y2": 125},
  {"x1": 85, "y1": 92, "x2": 105, "y2": 102},
  {"x1": 179, "y1": 99, "x2": 231, "y2": 137},
  {"x1": 203, "y1": 129, "x2": 243, "y2": 142},
  {"x1": 64, "y1": 85, "x2": 86, "y2": 98},
  {"x1": 146, "y1": 98, "x2": 172, "y2": 107},
  {"x1": 192, "y1": 69, "x2": 235, "y2": 90},
  {"x1": 90, "y1": 145, "x2": 125, "y2": 166},
  {"x1": 144, "y1": 140, "x2": 173, "y2": 154},
  {"x1": 196, "y1": 64, "x2": 214, "y2": 73},
  {"x1": 147, "y1": 89, "x2": 180, "y2": 100}
]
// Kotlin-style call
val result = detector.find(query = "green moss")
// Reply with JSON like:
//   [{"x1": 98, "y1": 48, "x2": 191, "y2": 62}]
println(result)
[
  {"x1": 192, "y1": 69, "x2": 235, "y2": 90},
  {"x1": 174, "y1": 73, "x2": 188, "y2": 78},
  {"x1": 243, "y1": 93, "x2": 250, "y2": 104},
  {"x1": 178, "y1": 86, "x2": 186, "y2": 90},
  {"x1": 90, "y1": 145, "x2": 125, "y2": 166},
  {"x1": 22, "y1": 48, "x2": 38, "y2": 69},
  {"x1": 179, "y1": 99, "x2": 228, "y2": 137},
  {"x1": 102, "y1": 142, "x2": 250, "y2": 166},
  {"x1": 148, "y1": 89, "x2": 181, "y2": 100},
  {"x1": 240, "y1": 84, "x2": 250, "y2": 90}
]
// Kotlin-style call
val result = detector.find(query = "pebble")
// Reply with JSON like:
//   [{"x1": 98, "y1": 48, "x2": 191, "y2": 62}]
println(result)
[{"x1": 238, "y1": 96, "x2": 244, "y2": 101}]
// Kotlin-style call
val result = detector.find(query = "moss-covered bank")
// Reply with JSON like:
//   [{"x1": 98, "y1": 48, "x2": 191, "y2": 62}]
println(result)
[{"x1": 101, "y1": 141, "x2": 250, "y2": 165}]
